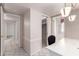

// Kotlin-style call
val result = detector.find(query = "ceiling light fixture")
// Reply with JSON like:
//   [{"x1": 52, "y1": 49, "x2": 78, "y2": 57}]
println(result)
[
  {"x1": 60, "y1": 3, "x2": 77, "y2": 17},
  {"x1": 68, "y1": 15, "x2": 76, "y2": 22},
  {"x1": 60, "y1": 7, "x2": 72, "y2": 17}
]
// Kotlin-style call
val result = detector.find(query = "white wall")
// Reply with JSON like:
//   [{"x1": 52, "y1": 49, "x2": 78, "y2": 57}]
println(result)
[
  {"x1": 30, "y1": 8, "x2": 43, "y2": 55},
  {"x1": 23, "y1": 9, "x2": 30, "y2": 55},
  {"x1": 20, "y1": 15, "x2": 24, "y2": 48},
  {"x1": 30, "y1": 8, "x2": 52, "y2": 55},
  {"x1": 65, "y1": 10, "x2": 79, "y2": 39},
  {"x1": 23, "y1": 8, "x2": 51, "y2": 55},
  {"x1": 47, "y1": 18, "x2": 52, "y2": 38}
]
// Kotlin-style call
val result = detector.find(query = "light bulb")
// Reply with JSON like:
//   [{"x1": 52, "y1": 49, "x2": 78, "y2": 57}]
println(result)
[
  {"x1": 60, "y1": 7, "x2": 72, "y2": 17},
  {"x1": 69, "y1": 15, "x2": 76, "y2": 22}
]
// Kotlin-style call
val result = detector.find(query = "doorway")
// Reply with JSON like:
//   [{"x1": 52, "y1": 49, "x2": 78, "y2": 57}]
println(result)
[
  {"x1": 52, "y1": 15, "x2": 64, "y2": 43},
  {"x1": 3, "y1": 13, "x2": 21, "y2": 55},
  {"x1": 4, "y1": 21, "x2": 17, "y2": 53},
  {"x1": 42, "y1": 19, "x2": 47, "y2": 48}
]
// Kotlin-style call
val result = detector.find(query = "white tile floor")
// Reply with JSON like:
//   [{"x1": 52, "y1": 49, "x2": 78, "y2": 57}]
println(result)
[
  {"x1": 4, "y1": 47, "x2": 61, "y2": 56},
  {"x1": 4, "y1": 38, "x2": 61, "y2": 56},
  {"x1": 4, "y1": 39, "x2": 29, "y2": 56},
  {"x1": 5, "y1": 37, "x2": 79, "y2": 56},
  {"x1": 47, "y1": 38, "x2": 79, "y2": 56},
  {"x1": 32, "y1": 48, "x2": 61, "y2": 56},
  {"x1": 4, "y1": 47, "x2": 29, "y2": 56}
]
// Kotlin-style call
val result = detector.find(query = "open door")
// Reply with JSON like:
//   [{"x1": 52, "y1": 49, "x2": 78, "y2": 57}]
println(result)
[{"x1": 42, "y1": 19, "x2": 47, "y2": 48}]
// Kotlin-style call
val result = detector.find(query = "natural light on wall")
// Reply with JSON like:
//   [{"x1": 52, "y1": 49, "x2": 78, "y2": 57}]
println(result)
[
  {"x1": 60, "y1": 7, "x2": 72, "y2": 17},
  {"x1": 61, "y1": 22, "x2": 64, "y2": 33},
  {"x1": 68, "y1": 15, "x2": 76, "y2": 22}
]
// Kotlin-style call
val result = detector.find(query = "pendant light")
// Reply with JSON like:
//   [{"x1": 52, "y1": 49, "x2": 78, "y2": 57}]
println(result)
[
  {"x1": 68, "y1": 15, "x2": 76, "y2": 22},
  {"x1": 60, "y1": 3, "x2": 72, "y2": 17}
]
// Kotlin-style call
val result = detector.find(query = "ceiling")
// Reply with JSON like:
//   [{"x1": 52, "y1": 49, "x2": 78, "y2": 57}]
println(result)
[{"x1": 4, "y1": 3, "x2": 79, "y2": 16}]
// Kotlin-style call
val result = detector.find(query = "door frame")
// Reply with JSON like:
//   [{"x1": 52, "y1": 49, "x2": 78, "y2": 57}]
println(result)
[
  {"x1": 42, "y1": 18, "x2": 48, "y2": 48},
  {"x1": 1, "y1": 5, "x2": 5, "y2": 56},
  {"x1": 2, "y1": 12, "x2": 21, "y2": 55},
  {"x1": 51, "y1": 14, "x2": 64, "y2": 42}
]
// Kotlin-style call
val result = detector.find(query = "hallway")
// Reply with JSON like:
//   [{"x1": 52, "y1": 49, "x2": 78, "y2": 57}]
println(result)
[
  {"x1": 1, "y1": 3, "x2": 79, "y2": 56},
  {"x1": 4, "y1": 38, "x2": 61, "y2": 56}
]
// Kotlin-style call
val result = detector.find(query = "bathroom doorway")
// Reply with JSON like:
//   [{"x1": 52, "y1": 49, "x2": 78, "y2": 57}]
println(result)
[{"x1": 42, "y1": 19, "x2": 48, "y2": 48}]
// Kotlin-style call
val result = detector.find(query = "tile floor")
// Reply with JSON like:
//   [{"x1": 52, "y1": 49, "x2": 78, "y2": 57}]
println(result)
[
  {"x1": 5, "y1": 37, "x2": 79, "y2": 56},
  {"x1": 4, "y1": 47, "x2": 61, "y2": 56},
  {"x1": 47, "y1": 38, "x2": 79, "y2": 56},
  {"x1": 4, "y1": 38, "x2": 61, "y2": 56},
  {"x1": 32, "y1": 48, "x2": 61, "y2": 56},
  {"x1": 4, "y1": 39, "x2": 29, "y2": 56},
  {"x1": 4, "y1": 47, "x2": 28, "y2": 56}
]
